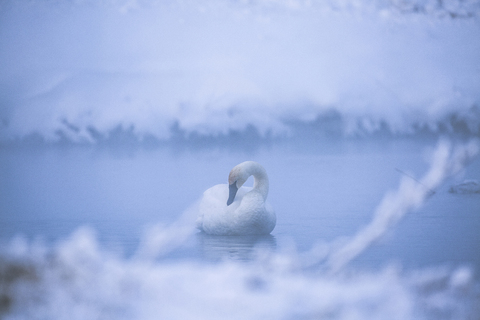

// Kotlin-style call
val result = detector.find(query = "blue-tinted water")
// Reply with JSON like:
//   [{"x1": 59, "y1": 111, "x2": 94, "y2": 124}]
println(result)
[
  {"x1": 1, "y1": 138, "x2": 478, "y2": 269},
  {"x1": 1, "y1": 137, "x2": 479, "y2": 319}
]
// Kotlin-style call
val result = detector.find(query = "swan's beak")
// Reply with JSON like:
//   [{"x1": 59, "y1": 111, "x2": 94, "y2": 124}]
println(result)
[{"x1": 227, "y1": 183, "x2": 238, "y2": 206}]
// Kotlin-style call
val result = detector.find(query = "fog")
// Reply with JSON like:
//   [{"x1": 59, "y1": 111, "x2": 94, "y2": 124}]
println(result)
[{"x1": 1, "y1": 0, "x2": 480, "y2": 319}]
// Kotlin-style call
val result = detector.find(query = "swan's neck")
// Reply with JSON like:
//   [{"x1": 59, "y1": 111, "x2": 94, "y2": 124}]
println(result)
[
  {"x1": 228, "y1": 161, "x2": 270, "y2": 204},
  {"x1": 244, "y1": 162, "x2": 269, "y2": 200},
  {"x1": 252, "y1": 169, "x2": 269, "y2": 200}
]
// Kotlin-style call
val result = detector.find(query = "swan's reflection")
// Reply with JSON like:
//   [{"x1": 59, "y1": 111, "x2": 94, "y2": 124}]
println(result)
[{"x1": 196, "y1": 232, "x2": 277, "y2": 262}]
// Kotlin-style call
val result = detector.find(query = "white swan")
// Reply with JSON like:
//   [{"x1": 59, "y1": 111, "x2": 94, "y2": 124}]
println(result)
[{"x1": 196, "y1": 161, "x2": 276, "y2": 235}]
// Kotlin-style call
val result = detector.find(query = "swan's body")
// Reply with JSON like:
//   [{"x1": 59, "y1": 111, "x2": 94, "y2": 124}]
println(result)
[{"x1": 196, "y1": 161, "x2": 276, "y2": 235}]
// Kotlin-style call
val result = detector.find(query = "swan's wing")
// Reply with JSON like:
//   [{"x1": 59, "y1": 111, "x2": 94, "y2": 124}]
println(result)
[
  {"x1": 264, "y1": 200, "x2": 276, "y2": 232},
  {"x1": 200, "y1": 184, "x2": 229, "y2": 209},
  {"x1": 198, "y1": 185, "x2": 266, "y2": 235}
]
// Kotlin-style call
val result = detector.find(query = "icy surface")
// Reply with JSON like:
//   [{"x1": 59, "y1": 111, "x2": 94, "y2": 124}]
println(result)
[{"x1": 0, "y1": 0, "x2": 479, "y2": 142}]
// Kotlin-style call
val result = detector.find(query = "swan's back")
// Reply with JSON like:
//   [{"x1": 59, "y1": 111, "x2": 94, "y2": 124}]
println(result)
[{"x1": 197, "y1": 184, "x2": 275, "y2": 235}]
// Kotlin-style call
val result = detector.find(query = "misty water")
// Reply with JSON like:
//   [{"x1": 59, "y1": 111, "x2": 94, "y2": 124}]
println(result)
[
  {"x1": 2, "y1": 136, "x2": 480, "y2": 319},
  {"x1": 2, "y1": 137, "x2": 479, "y2": 270}
]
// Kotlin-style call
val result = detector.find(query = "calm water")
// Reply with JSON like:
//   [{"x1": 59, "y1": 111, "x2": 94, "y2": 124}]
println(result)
[
  {"x1": 1, "y1": 137, "x2": 480, "y2": 319},
  {"x1": 1, "y1": 137, "x2": 479, "y2": 271}
]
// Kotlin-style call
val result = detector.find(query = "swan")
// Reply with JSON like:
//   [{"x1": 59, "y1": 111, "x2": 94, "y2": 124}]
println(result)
[{"x1": 196, "y1": 161, "x2": 276, "y2": 235}]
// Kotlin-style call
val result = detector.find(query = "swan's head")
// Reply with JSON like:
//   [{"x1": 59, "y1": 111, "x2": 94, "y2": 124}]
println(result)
[{"x1": 226, "y1": 163, "x2": 250, "y2": 206}]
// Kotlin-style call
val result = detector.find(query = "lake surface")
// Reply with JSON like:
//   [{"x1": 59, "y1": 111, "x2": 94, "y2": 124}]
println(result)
[
  {"x1": 1, "y1": 137, "x2": 479, "y2": 267},
  {"x1": 1, "y1": 137, "x2": 480, "y2": 319}
]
